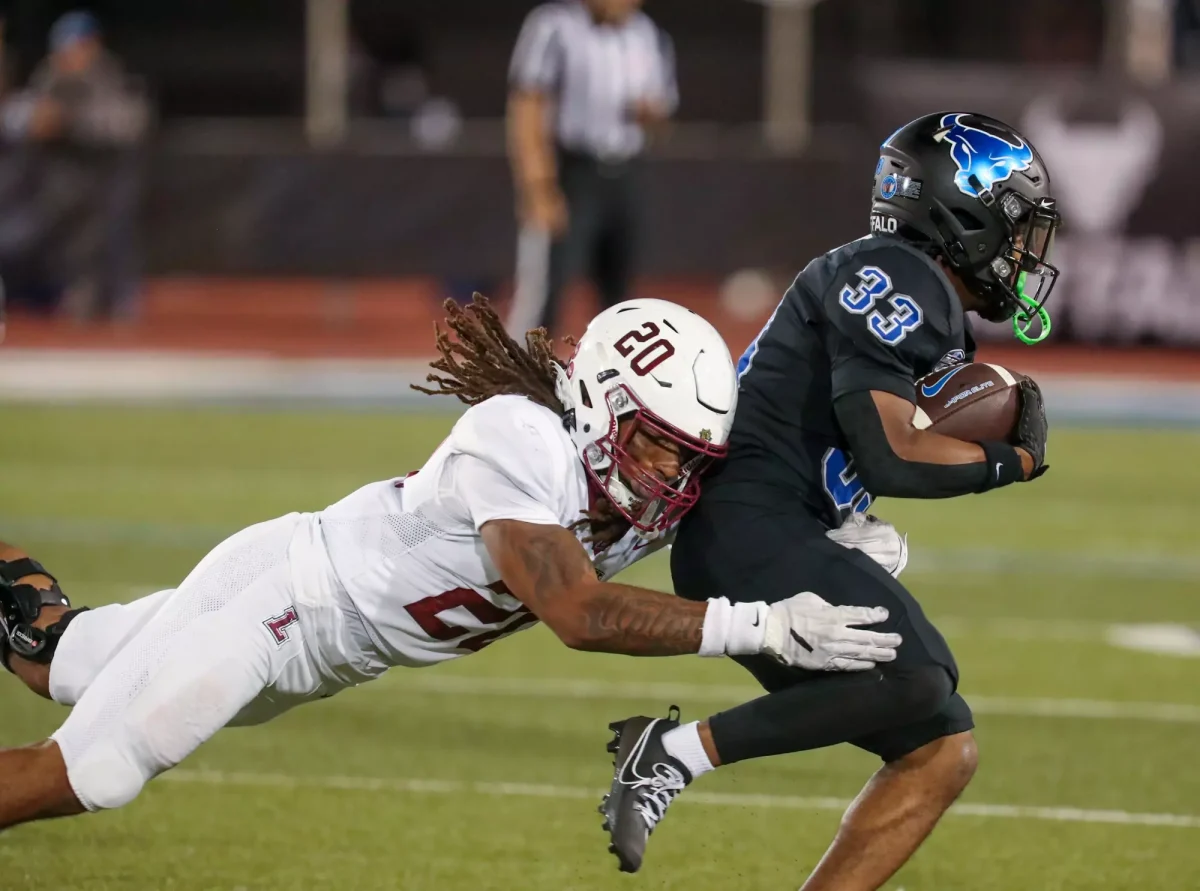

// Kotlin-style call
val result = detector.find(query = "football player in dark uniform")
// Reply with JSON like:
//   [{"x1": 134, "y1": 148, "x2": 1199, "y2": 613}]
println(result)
[{"x1": 599, "y1": 112, "x2": 1058, "y2": 888}]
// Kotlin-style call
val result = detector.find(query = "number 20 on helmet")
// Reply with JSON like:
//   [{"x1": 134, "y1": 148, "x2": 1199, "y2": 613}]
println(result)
[{"x1": 554, "y1": 299, "x2": 738, "y2": 534}]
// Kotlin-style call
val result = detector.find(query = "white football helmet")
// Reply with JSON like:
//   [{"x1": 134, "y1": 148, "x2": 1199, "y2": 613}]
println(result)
[{"x1": 554, "y1": 299, "x2": 737, "y2": 534}]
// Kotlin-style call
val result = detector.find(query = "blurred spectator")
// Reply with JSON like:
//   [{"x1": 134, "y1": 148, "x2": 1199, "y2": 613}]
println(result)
[
  {"x1": 1015, "y1": 0, "x2": 1105, "y2": 66},
  {"x1": 506, "y1": 0, "x2": 677, "y2": 336},
  {"x1": 0, "y1": 10, "x2": 150, "y2": 322},
  {"x1": 1178, "y1": 0, "x2": 1200, "y2": 69}
]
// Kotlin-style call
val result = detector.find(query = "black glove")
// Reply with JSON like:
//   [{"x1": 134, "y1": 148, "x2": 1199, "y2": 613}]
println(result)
[{"x1": 1015, "y1": 378, "x2": 1049, "y2": 480}]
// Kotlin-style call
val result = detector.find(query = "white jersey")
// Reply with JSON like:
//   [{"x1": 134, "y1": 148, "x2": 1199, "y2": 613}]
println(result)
[
  {"x1": 317, "y1": 395, "x2": 671, "y2": 668},
  {"x1": 45, "y1": 394, "x2": 673, "y2": 814}
]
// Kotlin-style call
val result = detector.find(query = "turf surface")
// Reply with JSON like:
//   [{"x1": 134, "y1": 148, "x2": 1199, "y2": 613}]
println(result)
[{"x1": 2, "y1": 404, "x2": 1199, "y2": 890}]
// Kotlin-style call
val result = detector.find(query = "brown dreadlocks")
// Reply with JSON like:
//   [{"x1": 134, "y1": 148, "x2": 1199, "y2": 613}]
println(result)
[{"x1": 412, "y1": 294, "x2": 628, "y2": 548}]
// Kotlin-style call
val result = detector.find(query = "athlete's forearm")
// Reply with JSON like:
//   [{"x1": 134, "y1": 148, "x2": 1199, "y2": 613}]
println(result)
[
  {"x1": 835, "y1": 391, "x2": 1024, "y2": 498},
  {"x1": 482, "y1": 519, "x2": 706, "y2": 656},
  {"x1": 507, "y1": 90, "x2": 556, "y2": 193},
  {"x1": 571, "y1": 583, "x2": 706, "y2": 656},
  {"x1": 890, "y1": 426, "x2": 985, "y2": 466}
]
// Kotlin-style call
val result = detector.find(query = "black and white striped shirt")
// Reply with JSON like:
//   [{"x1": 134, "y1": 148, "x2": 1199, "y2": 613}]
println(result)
[{"x1": 509, "y1": 1, "x2": 678, "y2": 162}]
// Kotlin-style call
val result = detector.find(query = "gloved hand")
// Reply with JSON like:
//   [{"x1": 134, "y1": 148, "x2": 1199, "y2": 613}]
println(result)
[
  {"x1": 761, "y1": 592, "x2": 901, "y2": 670},
  {"x1": 826, "y1": 513, "x2": 908, "y2": 578},
  {"x1": 1015, "y1": 378, "x2": 1049, "y2": 480},
  {"x1": 700, "y1": 593, "x2": 901, "y2": 671}
]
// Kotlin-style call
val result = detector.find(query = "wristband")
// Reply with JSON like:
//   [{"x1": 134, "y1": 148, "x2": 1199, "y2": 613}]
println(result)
[
  {"x1": 977, "y1": 441, "x2": 1025, "y2": 491},
  {"x1": 700, "y1": 597, "x2": 768, "y2": 657}
]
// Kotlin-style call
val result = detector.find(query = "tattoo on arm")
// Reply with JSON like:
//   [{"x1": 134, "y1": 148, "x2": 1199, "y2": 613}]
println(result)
[
  {"x1": 578, "y1": 584, "x2": 705, "y2": 656},
  {"x1": 482, "y1": 521, "x2": 706, "y2": 657}
]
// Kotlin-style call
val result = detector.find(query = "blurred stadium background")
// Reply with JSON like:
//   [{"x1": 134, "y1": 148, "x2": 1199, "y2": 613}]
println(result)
[{"x1": 2, "y1": 2, "x2": 1200, "y2": 889}]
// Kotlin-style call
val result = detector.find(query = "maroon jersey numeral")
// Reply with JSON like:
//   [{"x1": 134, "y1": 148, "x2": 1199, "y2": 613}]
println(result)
[
  {"x1": 405, "y1": 583, "x2": 533, "y2": 652},
  {"x1": 614, "y1": 322, "x2": 676, "y2": 376}
]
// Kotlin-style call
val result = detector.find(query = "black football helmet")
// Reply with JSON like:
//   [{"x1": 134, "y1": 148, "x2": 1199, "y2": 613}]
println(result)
[{"x1": 871, "y1": 112, "x2": 1061, "y2": 342}]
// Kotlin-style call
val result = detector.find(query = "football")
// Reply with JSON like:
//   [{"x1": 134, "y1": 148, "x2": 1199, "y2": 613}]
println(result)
[{"x1": 913, "y1": 362, "x2": 1025, "y2": 443}]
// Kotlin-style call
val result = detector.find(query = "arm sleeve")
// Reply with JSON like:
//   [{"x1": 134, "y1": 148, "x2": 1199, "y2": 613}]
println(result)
[
  {"x1": 509, "y1": 6, "x2": 563, "y2": 93},
  {"x1": 825, "y1": 250, "x2": 957, "y2": 403},
  {"x1": 834, "y1": 391, "x2": 1024, "y2": 499}
]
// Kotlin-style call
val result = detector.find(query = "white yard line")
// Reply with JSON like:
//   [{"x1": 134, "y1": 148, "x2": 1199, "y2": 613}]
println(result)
[
  {"x1": 159, "y1": 768, "x2": 1200, "y2": 830},
  {"x1": 384, "y1": 674, "x2": 1200, "y2": 724},
  {"x1": 5, "y1": 516, "x2": 1200, "y2": 580}
]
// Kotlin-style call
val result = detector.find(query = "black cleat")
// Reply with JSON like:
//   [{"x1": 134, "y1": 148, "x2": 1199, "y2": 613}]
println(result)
[{"x1": 598, "y1": 705, "x2": 692, "y2": 873}]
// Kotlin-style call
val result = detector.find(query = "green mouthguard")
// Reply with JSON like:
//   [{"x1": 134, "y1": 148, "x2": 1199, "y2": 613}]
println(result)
[{"x1": 1012, "y1": 272, "x2": 1051, "y2": 345}]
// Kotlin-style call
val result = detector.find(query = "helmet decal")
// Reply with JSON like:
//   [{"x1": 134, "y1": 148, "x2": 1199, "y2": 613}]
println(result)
[
  {"x1": 873, "y1": 113, "x2": 1061, "y2": 341},
  {"x1": 934, "y1": 113, "x2": 1034, "y2": 199}
]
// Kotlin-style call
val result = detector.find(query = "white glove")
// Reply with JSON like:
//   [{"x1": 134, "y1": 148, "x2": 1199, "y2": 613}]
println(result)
[
  {"x1": 699, "y1": 593, "x2": 901, "y2": 671},
  {"x1": 761, "y1": 592, "x2": 901, "y2": 670},
  {"x1": 826, "y1": 513, "x2": 908, "y2": 578}
]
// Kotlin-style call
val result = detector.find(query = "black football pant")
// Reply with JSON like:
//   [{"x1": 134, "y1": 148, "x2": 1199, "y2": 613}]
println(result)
[
  {"x1": 671, "y1": 486, "x2": 974, "y2": 764},
  {"x1": 511, "y1": 148, "x2": 640, "y2": 336}
]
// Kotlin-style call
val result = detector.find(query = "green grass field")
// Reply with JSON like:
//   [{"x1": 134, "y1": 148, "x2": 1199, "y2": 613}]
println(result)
[{"x1": 2, "y1": 403, "x2": 1200, "y2": 891}]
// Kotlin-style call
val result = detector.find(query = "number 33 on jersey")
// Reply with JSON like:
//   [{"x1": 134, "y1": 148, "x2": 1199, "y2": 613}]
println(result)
[{"x1": 838, "y1": 265, "x2": 924, "y2": 345}]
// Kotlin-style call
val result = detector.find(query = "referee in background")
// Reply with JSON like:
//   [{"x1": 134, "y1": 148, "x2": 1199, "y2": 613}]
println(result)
[{"x1": 506, "y1": 0, "x2": 677, "y2": 336}]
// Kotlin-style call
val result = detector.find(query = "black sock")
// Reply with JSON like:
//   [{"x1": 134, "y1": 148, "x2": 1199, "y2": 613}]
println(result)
[{"x1": 708, "y1": 663, "x2": 953, "y2": 765}]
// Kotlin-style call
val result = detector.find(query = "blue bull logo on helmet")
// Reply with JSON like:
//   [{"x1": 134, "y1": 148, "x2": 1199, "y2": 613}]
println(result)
[{"x1": 935, "y1": 113, "x2": 1033, "y2": 199}]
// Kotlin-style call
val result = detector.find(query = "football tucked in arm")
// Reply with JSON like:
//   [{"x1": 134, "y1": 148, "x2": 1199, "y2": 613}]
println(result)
[{"x1": 912, "y1": 363, "x2": 1027, "y2": 443}]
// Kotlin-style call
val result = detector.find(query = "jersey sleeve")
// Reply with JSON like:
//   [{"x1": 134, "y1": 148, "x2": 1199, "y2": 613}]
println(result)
[
  {"x1": 451, "y1": 455, "x2": 562, "y2": 530},
  {"x1": 448, "y1": 396, "x2": 573, "y2": 531},
  {"x1": 509, "y1": 5, "x2": 563, "y2": 93},
  {"x1": 824, "y1": 247, "x2": 958, "y2": 403}
]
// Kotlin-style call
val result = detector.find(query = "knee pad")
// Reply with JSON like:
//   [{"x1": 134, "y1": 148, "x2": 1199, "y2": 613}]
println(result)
[{"x1": 61, "y1": 738, "x2": 149, "y2": 812}]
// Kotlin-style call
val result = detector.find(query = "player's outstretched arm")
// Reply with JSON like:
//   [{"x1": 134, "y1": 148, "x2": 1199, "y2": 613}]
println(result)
[
  {"x1": 481, "y1": 519, "x2": 902, "y2": 666},
  {"x1": 835, "y1": 389, "x2": 1041, "y2": 499},
  {"x1": 482, "y1": 520, "x2": 705, "y2": 655}
]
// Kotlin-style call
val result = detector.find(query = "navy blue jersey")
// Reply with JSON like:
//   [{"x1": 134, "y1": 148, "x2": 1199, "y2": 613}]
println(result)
[{"x1": 708, "y1": 234, "x2": 975, "y2": 526}]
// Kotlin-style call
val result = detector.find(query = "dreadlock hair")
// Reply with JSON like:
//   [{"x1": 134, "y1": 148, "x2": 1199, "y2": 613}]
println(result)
[{"x1": 412, "y1": 294, "x2": 629, "y2": 549}]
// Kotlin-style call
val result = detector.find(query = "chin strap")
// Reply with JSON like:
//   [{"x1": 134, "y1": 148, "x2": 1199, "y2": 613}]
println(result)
[{"x1": 0, "y1": 557, "x2": 87, "y2": 672}]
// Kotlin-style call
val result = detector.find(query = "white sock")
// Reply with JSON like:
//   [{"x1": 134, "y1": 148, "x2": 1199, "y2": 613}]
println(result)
[{"x1": 661, "y1": 721, "x2": 715, "y2": 779}]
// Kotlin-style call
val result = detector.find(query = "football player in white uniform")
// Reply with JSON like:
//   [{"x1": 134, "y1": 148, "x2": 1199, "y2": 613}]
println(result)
[{"x1": 0, "y1": 296, "x2": 901, "y2": 831}]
